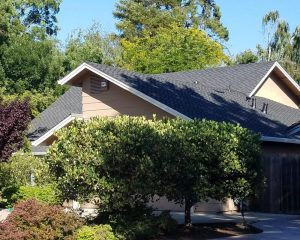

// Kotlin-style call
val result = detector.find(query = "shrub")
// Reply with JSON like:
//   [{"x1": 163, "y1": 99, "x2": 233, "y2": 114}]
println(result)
[
  {"x1": 75, "y1": 225, "x2": 117, "y2": 240},
  {"x1": 11, "y1": 185, "x2": 60, "y2": 204},
  {"x1": 109, "y1": 209, "x2": 177, "y2": 240},
  {"x1": 0, "y1": 199, "x2": 83, "y2": 240},
  {"x1": 0, "y1": 153, "x2": 53, "y2": 207}
]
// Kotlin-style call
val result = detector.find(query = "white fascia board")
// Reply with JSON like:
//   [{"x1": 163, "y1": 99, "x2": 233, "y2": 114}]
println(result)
[
  {"x1": 31, "y1": 114, "x2": 83, "y2": 147},
  {"x1": 249, "y1": 62, "x2": 300, "y2": 97},
  {"x1": 261, "y1": 135, "x2": 300, "y2": 145},
  {"x1": 58, "y1": 63, "x2": 191, "y2": 120}
]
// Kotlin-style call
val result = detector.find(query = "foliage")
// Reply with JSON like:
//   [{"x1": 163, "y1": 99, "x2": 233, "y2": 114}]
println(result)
[
  {"x1": 75, "y1": 225, "x2": 117, "y2": 240},
  {"x1": 48, "y1": 116, "x2": 263, "y2": 227},
  {"x1": 0, "y1": 88, "x2": 61, "y2": 118},
  {"x1": 257, "y1": 11, "x2": 300, "y2": 83},
  {"x1": 114, "y1": 0, "x2": 229, "y2": 41},
  {"x1": 64, "y1": 23, "x2": 121, "y2": 71},
  {"x1": 105, "y1": 208, "x2": 176, "y2": 240},
  {"x1": 0, "y1": 199, "x2": 83, "y2": 240},
  {"x1": 47, "y1": 116, "x2": 160, "y2": 211},
  {"x1": 120, "y1": 25, "x2": 228, "y2": 73},
  {"x1": 0, "y1": 31, "x2": 65, "y2": 94},
  {"x1": 0, "y1": 0, "x2": 61, "y2": 44},
  {"x1": 11, "y1": 185, "x2": 60, "y2": 205},
  {"x1": 0, "y1": 152, "x2": 57, "y2": 207},
  {"x1": 0, "y1": 153, "x2": 51, "y2": 187},
  {"x1": 235, "y1": 50, "x2": 258, "y2": 64},
  {"x1": 0, "y1": 153, "x2": 52, "y2": 207},
  {"x1": 0, "y1": 99, "x2": 31, "y2": 162},
  {"x1": 64, "y1": 24, "x2": 104, "y2": 70}
]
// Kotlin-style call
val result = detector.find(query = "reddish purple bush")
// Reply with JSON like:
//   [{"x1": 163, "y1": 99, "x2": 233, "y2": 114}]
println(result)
[
  {"x1": 0, "y1": 99, "x2": 31, "y2": 162},
  {"x1": 0, "y1": 199, "x2": 83, "y2": 240}
]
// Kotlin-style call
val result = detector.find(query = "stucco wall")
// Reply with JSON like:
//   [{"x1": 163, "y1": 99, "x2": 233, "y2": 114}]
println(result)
[
  {"x1": 148, "y1": 196, "x2": 237, "y2": 212},
  {"x1": 82, "y1": 74, "x2": 172, "y2": 119},
  {"x1": 255, "y1": 72, "x2": 299, "y2": 109}
]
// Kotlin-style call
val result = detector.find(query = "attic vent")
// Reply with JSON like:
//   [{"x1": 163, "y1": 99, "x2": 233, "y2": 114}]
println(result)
[
  {"x1": 250, "y1": 98, "x2": 256, "y2": 109},
  {"x1": 90, "y1": 76, "x2": 109, "y2": 94},
  {"x1": 262, "y1": 103, "x2": 268, "y2": 114}
]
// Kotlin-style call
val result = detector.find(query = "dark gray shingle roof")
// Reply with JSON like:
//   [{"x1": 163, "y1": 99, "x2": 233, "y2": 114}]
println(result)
[
  {"x1": 88, "y1": 61, "x2": 300, "y2": 138},
  {"x1": 29, "y1": 62, "x2": 300, "y2": 145},
  {"x1": 28, "y1": 86, "x2": 82, "y2": 141}
]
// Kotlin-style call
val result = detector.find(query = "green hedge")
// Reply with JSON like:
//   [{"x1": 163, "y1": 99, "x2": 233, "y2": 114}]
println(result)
[
  {"x1": 12, "y1": 185, "x2": 60, "y2": 205},
  {"x1": 75, "y1": 225, "x2": 117, "y2": 240}
]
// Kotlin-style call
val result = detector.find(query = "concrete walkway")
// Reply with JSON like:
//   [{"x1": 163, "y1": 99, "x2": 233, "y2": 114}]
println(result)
[{"x1": 170, "y1": 212, "x2": 300, "y2": 240}]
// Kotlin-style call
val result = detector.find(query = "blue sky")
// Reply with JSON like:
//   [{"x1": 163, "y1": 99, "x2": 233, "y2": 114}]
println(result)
[{"x1": 57, "y1": 0, "x2": 300, "y2": 55}]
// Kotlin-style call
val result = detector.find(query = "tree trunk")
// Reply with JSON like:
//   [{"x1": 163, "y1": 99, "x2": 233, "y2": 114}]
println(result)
[{"x1": 184, "y1": 199, "x2": 192, "y2": 227}]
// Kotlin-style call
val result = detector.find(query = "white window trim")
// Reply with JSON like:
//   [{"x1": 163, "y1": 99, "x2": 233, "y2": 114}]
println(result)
[
  {"x1": 249, "y1": 62, "x2": 300, "y2": 97},
  {"x1": 31, "y1": 114, "x2": 83, "y2": 147},
  {"x1": 58, "y1": 63, "x2": 191, "y2": 120}
]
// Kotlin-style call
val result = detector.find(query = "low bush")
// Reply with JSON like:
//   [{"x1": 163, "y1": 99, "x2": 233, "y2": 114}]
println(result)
[
  {"x1": 107, "y1": 208, "x2": 177, "y2": 240},
  {"x1": 0, "y1": 199, "x2": 83, "y2": 240},
  {"x1": 11, "y1": 185, "x2": 60, "y2": 204},
  {"x1": 0, "y1": 153, "x2": 52, "y2": 207},
  {"x1": 75, "y1": 225, "x2": 117, "y2": 240}
]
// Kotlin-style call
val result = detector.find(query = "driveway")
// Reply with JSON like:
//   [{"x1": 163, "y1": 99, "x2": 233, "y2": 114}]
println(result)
[
  {"x1": 170, "y1": 212, "x2": 300, "y2": 240},
  {"x1": 217, "y1": 214, "x2": 300, "y2": 240}
]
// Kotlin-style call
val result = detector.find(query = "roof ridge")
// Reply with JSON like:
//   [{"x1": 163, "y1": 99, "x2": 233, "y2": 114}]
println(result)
[{"x1": 86, "y1": 61, "x2": 276, "y2": 77}]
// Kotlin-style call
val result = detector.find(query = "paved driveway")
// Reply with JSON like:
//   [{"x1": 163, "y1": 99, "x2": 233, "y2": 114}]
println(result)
[
  {"x1": 169, "y1": 212, "x2": 300, "y2": 240},
  {"x1": 218, "y1": 215, "x2": 300, "y2": 240}
]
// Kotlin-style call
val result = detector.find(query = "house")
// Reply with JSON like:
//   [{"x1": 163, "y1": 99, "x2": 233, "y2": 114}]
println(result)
[{"x1": 28, "y1": 61, "x2": 300, "y2": 213}]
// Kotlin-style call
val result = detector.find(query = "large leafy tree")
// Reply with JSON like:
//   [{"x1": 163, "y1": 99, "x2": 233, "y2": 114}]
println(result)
[
  {"x1": 114, "y1": 0, "x2": 229, "y2": 41},
  {"x1": 0, "y1": 31, "x2": 65, "y2": 94},
  {"x1": 0, "y1": 0, "x2": 61, "y2": 44},
  {"x1": 155, "y1": 119, "x2": 262, "y2": 226},
  {"x1": 120, "y1": 24, "x2": 228, "y2": 73},
  {"x1": 0, "y1": 99, "x2": 31, "y2": 163},
  {"x1": 48, "y1": 116, "x2": 263, "y2": 227},
  {"x1": 235, "y1": 50, "x2": 258, "y2": 64},
  {"x1": 64, "y1": 24, "x2": 121, "y2": 71},
  {"x1": 257, "y1": 11, "x2": 300, "y2": 83}
]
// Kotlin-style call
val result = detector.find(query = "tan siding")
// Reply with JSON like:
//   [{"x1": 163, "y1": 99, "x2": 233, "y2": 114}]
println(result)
[
  {"x1": 255, "y1": 72, "x2": 299, "y2": 108},
  {"x1": 82, "y1": 75, "x2": 172, "y2": 119},
  {"x1": 148, "y1": 196, "x2": 237, "y2": 213}
]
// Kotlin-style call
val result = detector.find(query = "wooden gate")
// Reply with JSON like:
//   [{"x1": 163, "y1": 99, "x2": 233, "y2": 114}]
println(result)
[{"x1": 255, "y1": 142, "x2": 300, "y2": 213}]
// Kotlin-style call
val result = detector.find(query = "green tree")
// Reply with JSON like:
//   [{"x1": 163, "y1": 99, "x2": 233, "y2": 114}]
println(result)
[
  {"x1": 0, "y1": 33, "x2": 65, "y2": 94},
  {"x1": 257, "y1": 11, "x2": 300, "y2": 83},
  {"x1": 235, "y1": 50, "x2": 258, "y2": 64},
  {"x1": 114, "y1": 0, "x2": 229, "y2": 41},
  {"x1": 48, "y1": 116, "x2": 263, "y2": 227},
  {"x1": 0, "y1": 0, "x2": 61, "y2": 43},
  {"x1": 64, "y1": 24, "x2": 121, "y2": 71},
  {"x1": 155, "y1": 119, "x2": 262, "y2": 226},
  {"x1": 120, "y1": 24, "x2": 228, "y2": 73},
  {"x1": 47, "y1": 117, "x2": 159, "y2": 211}
]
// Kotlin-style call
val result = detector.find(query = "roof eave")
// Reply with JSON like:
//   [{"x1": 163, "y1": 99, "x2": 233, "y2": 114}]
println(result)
[
  {"x1": 261, "y1": 135, "x2": 300, "y2": 145},
  {"x1": 249, "y1": 61, "x2": 300, "y2": 97},
  {"x1": 58, "y1": 63, "x2": 191, "y2": 120},
  {"x1": 31, "y1": 113, "x2": 83, "y2": 147}
]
